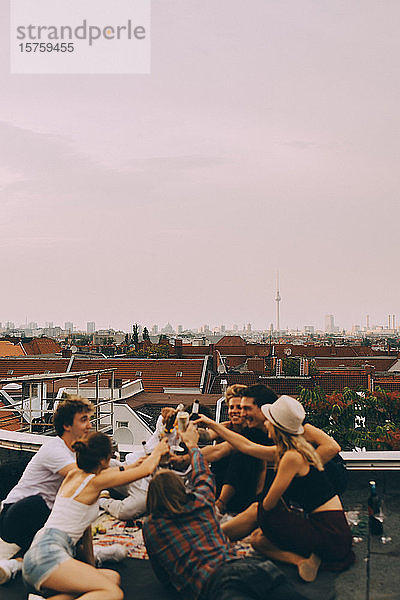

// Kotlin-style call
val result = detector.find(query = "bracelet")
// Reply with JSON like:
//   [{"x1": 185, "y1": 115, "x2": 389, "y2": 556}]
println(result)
[{"x1": 119, "y1": 465, "x2": 125, "y2": 471}]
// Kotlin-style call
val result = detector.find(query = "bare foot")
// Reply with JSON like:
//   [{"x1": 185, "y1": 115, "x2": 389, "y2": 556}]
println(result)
[{"x1": 298, "y1": 553, "x2": 321, "y2": 582}]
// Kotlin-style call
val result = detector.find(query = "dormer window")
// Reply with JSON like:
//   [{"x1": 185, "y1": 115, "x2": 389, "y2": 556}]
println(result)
[
  {"x1": 176, "y1": 371, "x2": 183, "y2": 377},
  {"x1": 136, "y1": 371, "x2": 142, "y2": 376}
]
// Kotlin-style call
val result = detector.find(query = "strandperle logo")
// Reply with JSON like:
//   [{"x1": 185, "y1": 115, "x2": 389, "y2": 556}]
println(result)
[
  {"x1": 16, "y1": 20, "x2": 146, "y2": 46},
  {"x1": 10, "y1": 0, "x2": 150, "y2": 74}
]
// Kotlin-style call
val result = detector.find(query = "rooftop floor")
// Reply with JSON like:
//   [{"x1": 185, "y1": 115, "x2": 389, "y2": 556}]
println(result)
[{"x1": 1, "y1": 470, "x2": 399, "y2": 600}]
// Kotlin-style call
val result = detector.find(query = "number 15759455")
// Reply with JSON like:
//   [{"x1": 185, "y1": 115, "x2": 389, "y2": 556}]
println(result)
[{"x1": 19, "y1": 42, "x2": 74, "y2": 52}]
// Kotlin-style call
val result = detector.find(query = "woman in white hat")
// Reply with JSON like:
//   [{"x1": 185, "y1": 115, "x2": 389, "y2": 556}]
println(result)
[{"x1": 195, "y1": 395, "x2": 354, "y2": 582}]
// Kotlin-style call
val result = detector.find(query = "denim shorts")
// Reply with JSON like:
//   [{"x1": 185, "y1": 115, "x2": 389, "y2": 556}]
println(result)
[{"x1": 22, "y1": 528, "x2": 76, "y2": 594}]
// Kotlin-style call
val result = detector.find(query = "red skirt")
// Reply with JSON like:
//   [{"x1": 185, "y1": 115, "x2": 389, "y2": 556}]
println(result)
[{"x1": 257, "y1": 501, "x2": 355, "y2": 571}]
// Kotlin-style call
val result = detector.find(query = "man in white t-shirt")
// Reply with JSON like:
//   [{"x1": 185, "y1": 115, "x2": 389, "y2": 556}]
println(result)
[{"x1": 0, "y1": 395, "x2": 93, "y2": 553}]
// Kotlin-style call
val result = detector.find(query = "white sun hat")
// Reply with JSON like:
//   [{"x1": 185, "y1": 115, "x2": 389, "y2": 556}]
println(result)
[{"x1": 261, "y1": 395, "x2": 305, "y2": 435}]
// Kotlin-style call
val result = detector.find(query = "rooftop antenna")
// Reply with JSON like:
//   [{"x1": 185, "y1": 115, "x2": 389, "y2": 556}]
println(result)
[{"x1": 275, "y1": 272, "x2": 281, "y2": 333}]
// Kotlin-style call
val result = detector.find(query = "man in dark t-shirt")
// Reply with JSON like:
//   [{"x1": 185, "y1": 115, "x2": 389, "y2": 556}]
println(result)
[{"x1": 212, "y1": 385, "x2": 277, "y2": 514}]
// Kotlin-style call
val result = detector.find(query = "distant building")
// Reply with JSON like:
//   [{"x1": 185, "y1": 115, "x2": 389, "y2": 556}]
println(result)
[
  {"x1": 325, "y1": 314, "x2": 335, "y2": 333},
  {"x1": 87, "y1": 321, "x2": 96, "y2": 334},
  {"x1": 304, "y1": 325, "x2": 315, "y2": 334},
  {"x1": 162, "y1": 323, "x2": 173, "y2": 334},
  {"x1": 43, "y1": 326, "x2": 62, "y2": 338},
  {"x1": 177, "y1": 325, "x2": 183, "y2": 334},
  {"x1": 151, "y1": 324, "x2": 158, "y2": 335},
  {"x1": 65, "y1": 322, "x2": 73, "y2": 332}
]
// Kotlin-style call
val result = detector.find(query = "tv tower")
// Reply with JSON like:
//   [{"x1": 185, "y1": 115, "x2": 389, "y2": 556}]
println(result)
[{"x1": 275, "y1": 272, "x2": 281, "y2": 333}]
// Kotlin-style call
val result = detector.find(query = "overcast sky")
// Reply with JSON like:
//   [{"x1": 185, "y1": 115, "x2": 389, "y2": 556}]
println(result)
[{"x1": 1, "y1": 1, "x2": 400, "y2": 332}]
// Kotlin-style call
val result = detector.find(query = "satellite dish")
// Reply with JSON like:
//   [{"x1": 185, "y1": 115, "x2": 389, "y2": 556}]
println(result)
[
  {"x1": 71, "y1": 346, "x2": 78, "y2": 354},
  {"x1": 113, "y1": 427, "x2": 135, "y2": 445},
  {"x1": 284, "y1": 348, "x2": 292, "y2": 356}
]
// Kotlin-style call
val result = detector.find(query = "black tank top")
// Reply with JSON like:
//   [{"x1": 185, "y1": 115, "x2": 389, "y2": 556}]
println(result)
[{"x1": 286, "y1": 466, "x2": 336, "y2": 513}]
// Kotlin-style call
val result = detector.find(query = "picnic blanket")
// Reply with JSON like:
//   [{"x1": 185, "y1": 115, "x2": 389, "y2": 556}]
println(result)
[{"x1": 92, "y1": 511, "x2": 254, "y2": 560}]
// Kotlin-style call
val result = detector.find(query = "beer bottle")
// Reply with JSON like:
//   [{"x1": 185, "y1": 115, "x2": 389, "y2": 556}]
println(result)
[{"x1": 368, "y1": 480, "x2": 383, "y2": 535}]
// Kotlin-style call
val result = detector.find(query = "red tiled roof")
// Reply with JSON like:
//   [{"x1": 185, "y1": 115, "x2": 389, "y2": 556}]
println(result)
[
  {"x1": 224, "y1": 356, "x2": 247, "y2": 368},
  {"x1": 0, "y1": 358, "x2": 208, "y2": 392},
  {"x1": 125, "y1": 392, "x2": 221, "y2": 410},
  {"x1": 209, "y1": 373, "x2": 260, "y2": 393},
  {"x1": 273, "y1": 344, "x2": 391, "y2": 359},
  {"x1": 246, "y1": 358, "x2": 266, "y2": 374},
  {"x1": 0, "y1": 357, "x2": 207, "y2": 394},
  {"x1": 0, "y1": 358, "x2": 69, "y2": 379},
  {"x1": 180, "y1": 346, "x2": 213, "y2": 356},
  {"x1": 0, "y1": 401, "x2": 21, "y2": 431},
  {"x1": 209, "y1": 371, "x2": 372, "y2": 396},
  {"x1": 316, "y1": 372, "x2": 369, "y2": 393},
  {"x1": 314, "y1": 357, "x2": 397, "y2": 371},
  {"x1": 72, "y1": 358, "x2": 206, "y2": 393},
  {"x1": 215, "y1": 336, "x2": 247, "y2": 348},
  {"x1": 22, "y1": 338, "x2": 62, "y2": 355},
  {"x1": 374, "y1": 379, "x2": 400, "y2": 392},
  {"x1": 0, "y1": 341, "x2": 25, "y2": 358}
]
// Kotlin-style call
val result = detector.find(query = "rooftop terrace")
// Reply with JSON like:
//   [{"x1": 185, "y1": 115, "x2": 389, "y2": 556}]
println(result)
[{"x1": 0, "y1": 469, "x2": 399, "y2": 600}]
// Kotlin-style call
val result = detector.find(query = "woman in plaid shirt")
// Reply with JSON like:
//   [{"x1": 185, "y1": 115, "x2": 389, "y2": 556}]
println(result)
[{"x1": 142, "y1": 423, "x2": 307, "y2": 600}]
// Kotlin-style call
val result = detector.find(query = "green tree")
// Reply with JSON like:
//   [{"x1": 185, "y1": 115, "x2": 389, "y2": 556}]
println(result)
[
  {"x1": 143, "y1": 327, "x2": 150, "y2": 341},
  {"x1": 70, "y1": 334, "x2": 91, "y2": 346},
  {"x1": 282, "y1": 357, "x2": 300, "y2": 376},
  {"x1": 132, "y1": 324, "x2": 139, "y2": 347}
]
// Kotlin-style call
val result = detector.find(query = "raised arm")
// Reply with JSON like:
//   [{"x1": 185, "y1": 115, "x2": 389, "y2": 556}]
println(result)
[
  {"x1": 95, "y1": 437, "x2": 169, "y2": 490},
  {"x1": 179, "y1": 424, "x2": 216, "y2": 500},
  {"x1": 201, "y1": 440, "x2": 232, "y2": 462},
  {"x1": 303, "y1": 424, "x2": 341, "y2": 465},
  {"x1": 195, "y1": 415, "x2": 275, "y2": 461}
]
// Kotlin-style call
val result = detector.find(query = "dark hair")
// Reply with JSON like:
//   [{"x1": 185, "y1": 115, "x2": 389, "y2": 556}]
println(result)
[
  {"x1": 72, "y1": 432, "x2": 112, "y2": 473},
  {"x1": 241, "y1": 384, "x2": 277, "y2": 408},
  {"x1": 147, "y1": 470, "x2": 188, "y2": 515},
  {"x1": 53, "y1": 395, "x2": 94, "y2": 437}
]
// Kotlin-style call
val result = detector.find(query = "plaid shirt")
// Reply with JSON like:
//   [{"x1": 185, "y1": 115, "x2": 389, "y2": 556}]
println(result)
[{"x1": 142, "y1": 448, "x2": 240, "y2": 600}]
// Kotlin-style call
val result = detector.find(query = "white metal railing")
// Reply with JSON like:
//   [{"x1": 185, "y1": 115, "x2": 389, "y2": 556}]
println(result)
[{"x1": 340, "y1": 451, "x2": 400, "y2": 470}]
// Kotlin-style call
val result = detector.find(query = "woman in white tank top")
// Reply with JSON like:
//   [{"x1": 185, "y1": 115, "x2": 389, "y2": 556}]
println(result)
[{"x1": 23, "y1": 431, "x2": 169, "y2": 600}]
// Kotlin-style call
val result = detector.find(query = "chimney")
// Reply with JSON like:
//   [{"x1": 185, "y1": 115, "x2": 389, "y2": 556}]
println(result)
[{"x1": 175, "y1": 338, "x2": 182, "y2": 358}]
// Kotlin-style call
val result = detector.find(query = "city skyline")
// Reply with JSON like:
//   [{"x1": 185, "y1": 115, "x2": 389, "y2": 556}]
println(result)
[
  {"x1": 1, "y1": 310, "x2": 399, "y2": 335},
  {"x1": 2, "y1": 1, "x2": 400, "y2": 329}
]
